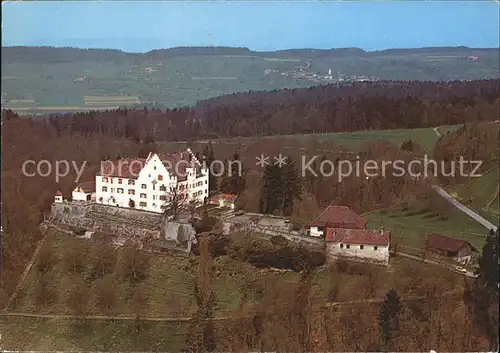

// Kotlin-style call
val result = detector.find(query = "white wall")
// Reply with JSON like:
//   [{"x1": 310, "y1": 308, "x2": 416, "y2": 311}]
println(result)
[
  {"x1": 95, "y1": 151, "x2": 209, "y2": 214},
  {"x1": 72, "y1": 191, "x2": 89, "y2": 202},
  {"x1": 54, "y1": 195, "x2": 63, "y2": 203},
  {"x1": 327, "y1": 242, "x2": 389, "y2": 265},
  {"x1": 309, "y1": 226, "x2": 324, "y2": 237}
]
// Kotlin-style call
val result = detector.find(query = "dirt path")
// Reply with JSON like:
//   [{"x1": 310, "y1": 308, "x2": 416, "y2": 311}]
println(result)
[
  {"x1": 3, "y1": 220, "x2": 53, "y2": 311},
  {"x1": 1, "y1": 291, "x2": 460, "y2": 322}
]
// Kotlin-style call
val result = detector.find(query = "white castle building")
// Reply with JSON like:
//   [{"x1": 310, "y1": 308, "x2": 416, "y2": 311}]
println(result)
[{"x1": 95, "y1": 149, "x2": 209, "y2": 213}]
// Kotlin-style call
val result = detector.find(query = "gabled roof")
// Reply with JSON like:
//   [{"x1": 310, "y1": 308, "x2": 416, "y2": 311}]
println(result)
[
  {"x1": 218, "y1": 193, "x2": 238, "y2": 203},
  {"x1": 74, "y1": 181, "x2": 96, "y2": 193},
  {"x1": 309, "y1": 205, "x2": 367, "y2": 229},
  {"x1": 55, "y1": 190, "x2": 63, "y2": 196},
  {"x1": 326, "y1": 228, "x2": 390, "y2": 246},
  {"x1": 99, "y1": 158, "x2": 147, "y2": 179},
  {"x1": 426, "y1": 233, "x2": 476, "y2": 252}
]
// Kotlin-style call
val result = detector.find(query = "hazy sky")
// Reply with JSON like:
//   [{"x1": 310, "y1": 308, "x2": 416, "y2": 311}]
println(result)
[{"x1": 2, "y1": 1, "x2": 499, "y2": 52}]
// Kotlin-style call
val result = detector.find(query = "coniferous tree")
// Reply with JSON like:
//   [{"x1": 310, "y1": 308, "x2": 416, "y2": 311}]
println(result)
[
  {"x1": 379, "y1": 289, "x2": 403, "y2": 348},
  {"x1": 202, "y1": 144, "x2": 218, "y2": 193},
  {"x1": 477, "y1": 228, "x2": 499, "y2": 291}
]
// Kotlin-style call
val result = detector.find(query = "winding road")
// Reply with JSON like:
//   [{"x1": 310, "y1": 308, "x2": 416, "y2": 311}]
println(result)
[
  {"x1": 431, "y1": 125, "x2": 497, "y2": 232},
  {"x1": 432, "y1": 185, "x2": 497, "y2": 232}
]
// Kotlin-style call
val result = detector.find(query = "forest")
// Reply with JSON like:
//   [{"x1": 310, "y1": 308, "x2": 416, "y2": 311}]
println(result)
[{"x1": 5, "y1": 79, "x2": 497, "y2": 142}]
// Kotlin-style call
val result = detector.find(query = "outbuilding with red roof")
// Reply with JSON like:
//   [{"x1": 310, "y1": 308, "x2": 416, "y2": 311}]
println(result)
[
  {"x1": 426, "y1": 233, "x2": 477, "y2": 264},
  {"x1": 308, "y1": 205, "x2": 367, "y2": 237},
  {"x1": 325, "y1": 227, "x2": 391, "y2": 265}
]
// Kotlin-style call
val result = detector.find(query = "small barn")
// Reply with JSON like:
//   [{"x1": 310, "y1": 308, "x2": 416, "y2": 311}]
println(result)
[
  {"x1": 72, "y1": 181, "x2": 96, "y2": 202},
  {"x1": 426, "y1": 233, "x2": 477, "y2": 264}
]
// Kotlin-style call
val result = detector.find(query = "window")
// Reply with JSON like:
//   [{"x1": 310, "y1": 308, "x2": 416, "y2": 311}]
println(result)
[
  {"x1": 205, "y1": 189, "x2": 208, "y2": 193},
  {"x1": 102, "y1": 186, "x2": 108, "y2": 192},
  {"x1": 205, "y1": 180, "x2": 207, "y2": 184},
  {"x1": 139, "y1": 202, "x2": 147, "y2": 207},
  {"x1": 160, "y1": 185, "x2": 166, "y2": 191},
  {"x1": 152, "y1": 203, "x2": 157, "y2": 208},
  {"x1": 102, "y1": 177, "x2": 108, "y2": 183},
  {"x1": 346, "y1": 244, "x2": 350, "y2": 249},
  {"x1": 141, "y1": 184, "x2": 147, "y2": 189},
  {"x1": 158, "y1": 175, "x2": 163, "y2": 181},
  {"x1": 153, "y1": 195, "x2": 156, "y2": 200},
  {"x1": 340, "y1": 244, "x2": 344, "y2": 249},
  {"x1": 118, "y1": 179, "x2": 123, "y2": 184},
  {"x1": 110, "y1": 188, "x2": 114, "y2": 193},
  {"x1": 154, "y1": 166, "x2": 156, "y2": 170},
  {"x1": 360, "y1": 245, "x2": 364, "y2": 250},
  {"x1": 117, "y1": 188, "x2": 124, "y2": 194},
  {"x1": 374, "y1": 246, "x2": 378, "y2": 250},
  {"x1": 128, "y1": 180, "x2": 135, "y2": 185},
  {"x1": 159, "y1": 195, "x2": 166, "y2": 201},
  {"x1": 192, "y1": 193, "x2": 196, "y2": 198},
  {"x1": 140, "y1": 193, "x2": 147, "y2": 199},
  {"x1": 128, "y1": 189, "x2": 135, "y2": 195}
]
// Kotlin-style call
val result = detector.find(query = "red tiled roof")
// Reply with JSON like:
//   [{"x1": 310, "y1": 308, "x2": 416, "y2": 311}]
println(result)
[
  {"x1": 325, "y1": 228, "x2": 390, "y2": 246},
  {"x1": 218, "y1": 193, "x2": 238, "y2": 203},
  {"x1": 74, "y1": 181, "x2": 96, "y2": 193},
  {"x1": 99, "y1": 158, "x2": 147, "y2": 179},
  {"x1": 426, "y1": 233, "x2": 474, "y2": 252},
  {"x1": 309, "y1": 205, "x2": 367, "y2": 229},
  {"x1": 55, "y1": 190, "x2": 63, "y2": 196},
  {"x1": 158, "y1": 152, "x2": 193, "y2": 181}
]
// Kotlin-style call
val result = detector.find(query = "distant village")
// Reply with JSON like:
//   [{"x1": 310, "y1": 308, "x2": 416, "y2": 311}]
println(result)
[{"x1": 265, "y1": 62, "x2": 379, "y2": 83}]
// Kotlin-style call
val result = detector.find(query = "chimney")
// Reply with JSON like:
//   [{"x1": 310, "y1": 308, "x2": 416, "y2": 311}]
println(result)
[{"x1": 380, "y1": 226, "x2": 384, "y2": 234}]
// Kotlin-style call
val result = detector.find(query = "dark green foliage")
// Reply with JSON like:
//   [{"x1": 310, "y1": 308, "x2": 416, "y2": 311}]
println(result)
[
  {"x1": 261, "y1": 158, "x2": 302, "y2": 216},
  {"x1": 219, "y1": 151, "x2": 246, "y2": 195},
  {"x1": 477, "y1": 228, "x2": 499, "y2": 291},
  {"x1": 202, "y1": 144, "x2": 218, "y2": 193},
  {"x1": 379, "y1": 289, "x2": 403, "y2": 347}
]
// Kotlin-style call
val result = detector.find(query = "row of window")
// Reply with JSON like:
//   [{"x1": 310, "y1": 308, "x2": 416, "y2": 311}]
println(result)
[
  {"x1": 339, "y1": 244, "x2": 379, "y2": 250},
  {"x1": 192, "y1": 190, "x2": 205, "y2": 198}
]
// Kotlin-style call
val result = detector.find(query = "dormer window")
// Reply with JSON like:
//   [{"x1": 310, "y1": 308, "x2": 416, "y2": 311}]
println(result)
[{"x1": 158, "y1": 175, "x2": 163, "y2": 181}]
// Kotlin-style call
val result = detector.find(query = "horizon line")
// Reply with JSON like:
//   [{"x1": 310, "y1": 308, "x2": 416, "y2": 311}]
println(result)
[{"x1": 2, "y1": 44, "x2": 499, "y2": 55}]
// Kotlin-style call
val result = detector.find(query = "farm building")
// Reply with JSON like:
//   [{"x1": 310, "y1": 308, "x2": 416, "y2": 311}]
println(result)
[
  {"x1": 426, "y1": 233, "x2": 477, "y2": 264},
  {"x1": 308, "y1": 205, "x2": 367, "y2": 237},
  {"x1": 72, "y1": 182, "x2": 96, "y2": 202},
  {"x1": 325, "y1": 228, "x2": 391, "y2": 265},
  {"x1": 210, "y1": 193, "x2": 238, "y2": 209}
]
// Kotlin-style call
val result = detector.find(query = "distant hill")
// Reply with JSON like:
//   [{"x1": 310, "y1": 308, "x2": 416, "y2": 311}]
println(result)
[
  {"x1": 2, "y1": 45, "x2": 498, "y2": 62},
  {"x1": 2, "y1": 46, "x2": 499, "y2": 111}
]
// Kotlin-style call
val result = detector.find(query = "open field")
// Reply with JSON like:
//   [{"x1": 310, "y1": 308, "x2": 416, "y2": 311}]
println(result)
[
  {"x1": 0, "y1": 316, "x2": 188, "y2": 352},
  {"x1": 448, "y1": 169, "x2": 500, "y2": 225},
  {"x1": 2, "y1": 47, "x2": 498, "y2": 110},
  {"x1": 8, "y1": 230, "x2": 464, "y2": 317},
  {"x1": 84, "y1": 95, "x2": 141, "y2": 105},
  {"x1": 161, "y1": 125, "x2": 462, "y2": 155},
  {"x1": 365, "y1": 207, "x2": 488, "y2": 250},
  {"x1": 277, "y1": 125, "x2": 461, "y2": 152}
]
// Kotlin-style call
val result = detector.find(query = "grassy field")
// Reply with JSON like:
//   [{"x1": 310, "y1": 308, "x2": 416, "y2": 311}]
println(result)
[
  {"x1": 2, "y1": 47, "x2": 498, "y2": 110},
  {"x1": 365, "y1": 207, "x2": 488, "y2": 250},
  {"x1": 283, "y1": 125, "x2": 461, "y2": 153},
  {"x1": 447, "y1": 169, "x2": 499, "y2": 225},
  {"x1": 0, "y1": 316, "x2": 188, "y2": 352},
  {"x1": 2, "y1": 228, "x2": 466, "y2": 351}
]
